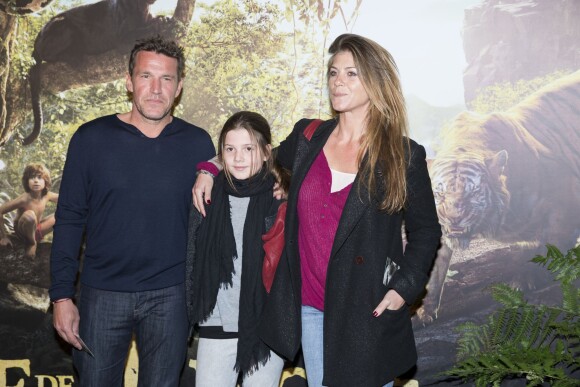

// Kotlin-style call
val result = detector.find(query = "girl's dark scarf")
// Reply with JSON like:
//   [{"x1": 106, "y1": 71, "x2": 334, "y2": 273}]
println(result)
[{"x1": 193, "y1": 168, "x2": 275, "y2": 375}]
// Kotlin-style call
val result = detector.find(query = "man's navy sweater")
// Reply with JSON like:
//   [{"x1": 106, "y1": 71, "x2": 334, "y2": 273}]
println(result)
[{"x1": 49, "y1": 114, "x2": 216, "y2": 301}]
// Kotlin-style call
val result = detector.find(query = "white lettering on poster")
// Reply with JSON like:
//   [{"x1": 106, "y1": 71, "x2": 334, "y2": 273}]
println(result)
[{"x1": 0, "y1": 360, "x2": 73, "y2": 387}]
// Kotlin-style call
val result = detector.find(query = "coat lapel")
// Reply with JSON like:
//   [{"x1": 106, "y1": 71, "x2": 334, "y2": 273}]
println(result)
[
  {"x1": 292, "y1": 120, "x2": 335, "y2": 185},
  {"x1": 329, "y1": 172, "x2": 370, "y2": 258}
]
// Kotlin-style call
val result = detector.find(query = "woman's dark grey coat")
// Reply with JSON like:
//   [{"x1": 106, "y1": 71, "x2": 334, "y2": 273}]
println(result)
[{"x1": 259, "y1": 118, "x2": 442, "y2": 386}]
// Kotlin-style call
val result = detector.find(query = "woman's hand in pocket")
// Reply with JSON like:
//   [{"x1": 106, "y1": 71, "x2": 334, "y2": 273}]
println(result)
[{"x1": 373, "y1": 289, "x2": 405, "y2": 317}]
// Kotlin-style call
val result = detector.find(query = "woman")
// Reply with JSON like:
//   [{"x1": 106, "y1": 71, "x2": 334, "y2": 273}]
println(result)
[{"x1": 194, "y1": 33, "x2": 441, "y2": 387}]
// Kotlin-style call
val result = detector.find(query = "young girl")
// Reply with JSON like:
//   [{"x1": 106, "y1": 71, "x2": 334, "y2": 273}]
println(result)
[{"x1": 185, "y1": 111, "x2": 287, "y2": 387}]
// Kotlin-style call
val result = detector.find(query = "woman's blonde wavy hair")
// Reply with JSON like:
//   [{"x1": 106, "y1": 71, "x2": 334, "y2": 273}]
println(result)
[{"x1": 328, "y1": 33, "x2": 410, "y2": 213}]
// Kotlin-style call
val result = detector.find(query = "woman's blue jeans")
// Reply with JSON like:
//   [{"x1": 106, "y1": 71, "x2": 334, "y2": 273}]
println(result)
[
  {"x1": 301, "y1": 305, "x2": 394, "y2": 387},
  {"x1": 73, "y1": 284, "x2": 188, "y2": 387}
]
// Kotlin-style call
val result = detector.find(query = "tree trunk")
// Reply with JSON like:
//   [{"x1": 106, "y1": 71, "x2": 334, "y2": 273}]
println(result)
[
  {"x1": 175, "y1": 0, "x2": 196, "y2": 26},
  {"x1": 0, "y1": 11, "x2": 16, "y2": 144}
]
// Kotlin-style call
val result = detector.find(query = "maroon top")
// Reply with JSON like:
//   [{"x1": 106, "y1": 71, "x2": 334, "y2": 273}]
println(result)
[{"x1": 298, "y1": 150, "x2": 352, "y2": 311}]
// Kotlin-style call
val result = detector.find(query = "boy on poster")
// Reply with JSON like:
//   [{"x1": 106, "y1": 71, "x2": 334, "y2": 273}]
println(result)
[{"x1": 0, "y1": 163, "x2": 58, "y2": 258}]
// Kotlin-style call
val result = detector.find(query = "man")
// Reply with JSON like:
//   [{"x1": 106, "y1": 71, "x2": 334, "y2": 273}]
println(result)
[{"x1": 49, "y1": 36, "x2": 215, "y2": 386}]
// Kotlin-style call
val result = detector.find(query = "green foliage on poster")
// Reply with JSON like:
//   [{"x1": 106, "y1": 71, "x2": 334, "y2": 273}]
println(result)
[
  {"x1": 470, "y1": 70, "x2": 574, "y2": 113},
  {"x1": 1, "y1": 0, "x2": 355, "y2": 198},
  {"x1": 443, "y1": 244, "x2": 580, "y2": 386},
  {"x1": 182, "y1": 0, "x2": 330, "y2": 145}
]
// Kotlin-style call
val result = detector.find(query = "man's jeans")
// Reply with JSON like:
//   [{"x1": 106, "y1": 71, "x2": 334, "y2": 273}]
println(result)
[{"x1": 73, "y1": 284, "x2": 188, "y2": 387}]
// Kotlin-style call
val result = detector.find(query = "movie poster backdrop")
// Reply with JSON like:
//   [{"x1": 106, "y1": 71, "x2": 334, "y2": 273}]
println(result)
[{"x1": 1, "y1": 0, "x2": 578, "y2": 385}]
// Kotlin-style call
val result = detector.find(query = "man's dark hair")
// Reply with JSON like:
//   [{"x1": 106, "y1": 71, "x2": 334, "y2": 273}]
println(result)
[{"x1": 129, "y1": 35, "x2": 185, "y2": 80}]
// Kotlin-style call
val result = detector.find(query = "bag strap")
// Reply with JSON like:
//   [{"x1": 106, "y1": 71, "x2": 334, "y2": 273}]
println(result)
[
  {"x1": 303, "y1": 119, "x2": 323, "y2": 141},
  {"x1": 262, "y1": 202, "x2": 287, "y2": 293}
]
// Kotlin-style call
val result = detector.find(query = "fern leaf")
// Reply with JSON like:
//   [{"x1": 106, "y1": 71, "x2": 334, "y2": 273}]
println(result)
[
  {"x1": 443, "y1": 244, "x2": 580, "y2": 386},
  {"x1": 490, "y1": 283, "x2": 525, "y2": 307},
  {"x1": 532, "y1": 244, "x2": 580, "y2": 284},
  {"x1": 561, "y1": 282, "x2": 580, "y2": 314}
]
